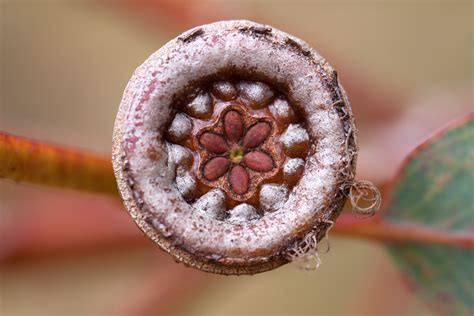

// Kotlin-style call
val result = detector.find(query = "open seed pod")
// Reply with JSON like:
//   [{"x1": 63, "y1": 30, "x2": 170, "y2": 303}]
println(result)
[{"x1": 113, "y1": 20, "x2": 359, "y2": 275}]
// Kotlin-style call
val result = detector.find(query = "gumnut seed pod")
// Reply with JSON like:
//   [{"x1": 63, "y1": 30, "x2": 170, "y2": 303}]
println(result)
[{"x1": 112, "y1": 20, "x2": 379, "y2": 275}]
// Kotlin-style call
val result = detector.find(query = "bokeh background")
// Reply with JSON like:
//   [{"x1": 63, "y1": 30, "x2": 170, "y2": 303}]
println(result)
[{"x1": 1, "y1": 1, "x2": 472, "y2": 315}]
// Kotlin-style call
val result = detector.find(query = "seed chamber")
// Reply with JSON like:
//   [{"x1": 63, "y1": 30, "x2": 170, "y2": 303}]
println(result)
[{"x1": 165, "y1": 79, "x2": 309, "y2": 222}]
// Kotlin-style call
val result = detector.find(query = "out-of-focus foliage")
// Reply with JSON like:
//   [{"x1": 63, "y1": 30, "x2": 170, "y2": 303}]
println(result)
[{"x1": 387, "y1": 116, "x2": 474, "y2": 315}]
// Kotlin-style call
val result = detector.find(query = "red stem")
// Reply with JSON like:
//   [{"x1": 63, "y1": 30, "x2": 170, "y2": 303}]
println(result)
[
  {"x1": 0, "y1": 132, "x2": 118, "y2": 195},
  {"x1": 334, "y1": 213, "x2": 474, "y2": 249},
  {"x1": 1, "y1": 130, "x2": 471, "y2": 266}
]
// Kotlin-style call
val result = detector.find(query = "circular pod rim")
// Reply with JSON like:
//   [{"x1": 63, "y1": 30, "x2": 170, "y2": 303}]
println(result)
[{"x1": 112, "y1": 20, "x2": 358, "y2": 275}]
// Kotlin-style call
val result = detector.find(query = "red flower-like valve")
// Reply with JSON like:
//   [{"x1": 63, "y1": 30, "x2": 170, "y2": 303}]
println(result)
[{"x1": 197, "y1": 105, "x2": 281, "y2": 201}]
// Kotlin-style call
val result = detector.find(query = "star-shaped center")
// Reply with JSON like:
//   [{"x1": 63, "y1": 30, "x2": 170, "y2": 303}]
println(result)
[{"x1": 195, "y1": 104, "x2": 282, "y2": 201}]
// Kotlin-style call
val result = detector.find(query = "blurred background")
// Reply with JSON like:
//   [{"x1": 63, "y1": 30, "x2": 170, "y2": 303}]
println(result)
[{"x1": 0, "y1": 1, "x2": 472, "y2": 315}]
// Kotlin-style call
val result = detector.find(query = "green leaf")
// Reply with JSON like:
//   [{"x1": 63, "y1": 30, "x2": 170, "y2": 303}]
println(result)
[{"x1": 385, "y1": 115, "x2": 474, "y2": 315}]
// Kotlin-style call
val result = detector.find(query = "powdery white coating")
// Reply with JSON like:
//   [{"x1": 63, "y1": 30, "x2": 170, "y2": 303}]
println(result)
[
  {"x1": 167, "y1": 143, "x2": 193, "y2": 169},
  {"x1": 112, "y1": 20, "x2": 358, "y2": 274},
  {"x1": 193, "y1": 188, "x2": 226, "y2": 220},
  {"x1": 212, "y1": 81, "x2": 237, "y2": 100},
  {"x1": 260, "y1": 184, "x2": 289, "y2": 213},
  {"x1": 283, "y1": 158, "x2": 305, "y2": 176},
  {"x1": 279, "y1": 124, "x2": 309, "y2": 150},
  {"x1": 228, "y1": 204, "x2": 259, "y2": 223},
  {"x1": 184, "y1": 92, "x2": 213, "y2": 118},
  {"x1": 238, "y1": 81, "x2": 274, "y2": 108},
  {"x1": 269, "y1": 98, "x2": 292, "y2": 121},
  {"x1": 151, "y1": 218, "x2": 173, "y2": 237},
  {"x1": 175, "y1": 167, "x2": 196, "y2": 199},
  {"x1": 168, "y1": 113, "x2": 192, "y2": 142},
  {"x1": 118, "y1": 24, "x2": 340, "y2": 255}
]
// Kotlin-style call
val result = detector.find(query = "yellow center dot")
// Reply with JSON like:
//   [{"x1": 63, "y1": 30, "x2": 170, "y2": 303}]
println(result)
[{"x1": 229, "y1": 146, "x2": 244, "y2": 163}]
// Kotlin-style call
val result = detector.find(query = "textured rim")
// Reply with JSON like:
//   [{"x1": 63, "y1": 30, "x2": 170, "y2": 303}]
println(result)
[{"x1": 112, "y1": 20, "x2": 358, "y2": 275}]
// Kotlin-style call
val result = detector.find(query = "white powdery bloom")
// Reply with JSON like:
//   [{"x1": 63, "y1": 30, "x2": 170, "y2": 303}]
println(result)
[
  {"x1": 184, "y1": 92, "x2": 212, "y2": 118},
  {"x1": 167, "y1": 143, "x2": 193, "y2": 169},
  {"x1": 175, "y1": 167, "x2": 196, "y2": 199},
  {"x1": 260, "y1": 184, "x2": 289, "y2": 213},
  {"x1": 283, "y1": 158, "x2": 305, "y2": 176},
  {"x1": 212, "y1": 81, "x2": 237, "y2": 100},
  {"x1": 193, "y1": 189, "x2": 226, "y2": 220},
  {"x1": 280, "y1": 124, "x2": 309, "y2": 149},
  {"x1": 228, "y1": 203, "x2": 259, "y2": 223},
  {"x1": 269, "y1": 98, "x2": 292, "y2": 121},
  {"x1": 168, "y1": 113, "x2": 192, "y2": 142},
  {"x1": 238, "y1": 81, "x2": 274, "y2": 108}
]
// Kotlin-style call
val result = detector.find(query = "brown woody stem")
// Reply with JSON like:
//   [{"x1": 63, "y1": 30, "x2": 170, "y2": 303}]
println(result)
[{"x1": 0, "y1": 132, "x2": 118, "y2": 195}]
